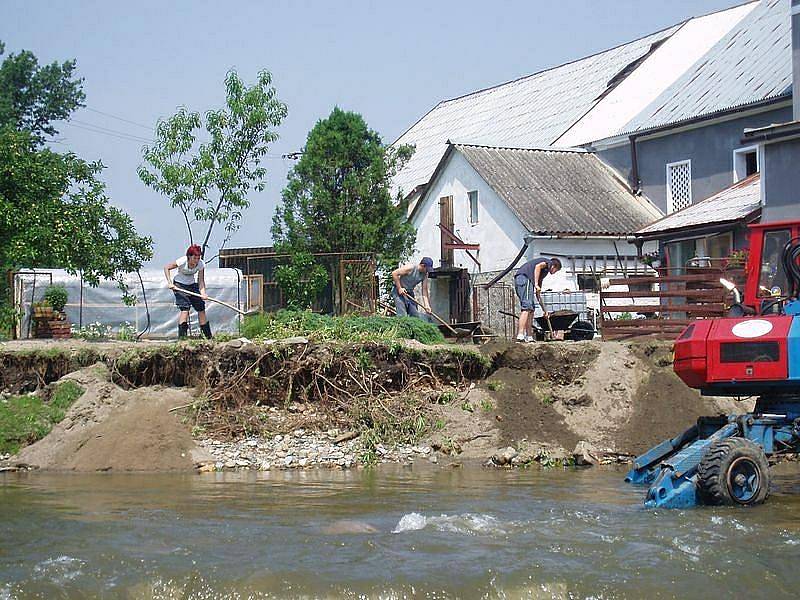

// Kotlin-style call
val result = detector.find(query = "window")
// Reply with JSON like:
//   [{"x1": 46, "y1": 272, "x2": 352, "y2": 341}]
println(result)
[
  {"x1": 759, "y1": 229, "x2": 791, "y2": 297},
  {"x1": 245, "y1": 275, "x2": 263, "y2": 312},
  {"x1": 666, "y1": 160, "x2": 692, "y2": 213},
  {"x1": 706, "y1": 232, "x2": 733, "y2": 259},
  {"x1": 733, "y1": 145, "x2": 759, "y2": 182},
  {"x1": 467, "y1": 190, "x2": 478, "y2": 224}
]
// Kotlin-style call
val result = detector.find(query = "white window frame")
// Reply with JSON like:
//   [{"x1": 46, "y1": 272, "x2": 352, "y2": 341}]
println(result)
[
  {"x1": 666, "y1": 159, "x2": 692, "y2": 214},
  {"x1": 732, "y1": 144, "x2": 761, "y2": 183},
  {"x1": 467, "y1": 190, "x2": 479, "y2": 225}
]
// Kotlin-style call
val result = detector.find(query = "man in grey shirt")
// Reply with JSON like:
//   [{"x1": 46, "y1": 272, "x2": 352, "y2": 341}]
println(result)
[{"x1": 391, "y1": 257, "x2": 433, "y2": 320}]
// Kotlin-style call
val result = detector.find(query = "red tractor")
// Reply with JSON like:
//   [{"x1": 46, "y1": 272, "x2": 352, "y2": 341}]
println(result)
[{"x1": 626, "y1": 221, "x2": 800, "y2": 508}]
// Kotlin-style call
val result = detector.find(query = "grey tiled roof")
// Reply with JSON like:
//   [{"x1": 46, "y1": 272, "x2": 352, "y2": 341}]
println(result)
[
  {"x1": 637, "y1": 173, "x2": 761, "y2": 235},
  {"x1": 454, "y1": 144, "x2": 663, "y2": 236},
  {"x1": 392, "y1": 24, "x2": 681, "y2": 197},
  {"x1": 621, "y1": 0, "x2": 791, "y2": 134}
]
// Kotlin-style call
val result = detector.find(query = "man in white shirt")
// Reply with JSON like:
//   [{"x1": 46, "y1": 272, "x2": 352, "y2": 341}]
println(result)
[{"x1": 163, "y1": 244, "x2": 212, "y2": 339}]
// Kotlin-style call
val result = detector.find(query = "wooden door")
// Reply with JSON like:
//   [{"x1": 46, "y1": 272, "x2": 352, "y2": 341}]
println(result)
[{"x1": 439, "y1": 195, "x2": 454, "y2": 267}]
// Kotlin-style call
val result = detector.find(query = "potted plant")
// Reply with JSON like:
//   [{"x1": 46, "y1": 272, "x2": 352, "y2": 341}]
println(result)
[
  {"x1": 43, "y1": 285, "x2": 71, "y2": 339},
  {"x1": 726, "y1": 248, "x2": 748, "y2": 269},
  {"x1": 32, "y1": 300, "x2": 54, "y2": 320}
]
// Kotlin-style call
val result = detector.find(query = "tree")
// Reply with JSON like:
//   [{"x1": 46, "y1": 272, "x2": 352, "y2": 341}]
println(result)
[
  {"x1": 139, "y1": 70, "x2": 287, "y2": 259},
  {"x1": 0, "y1": 42, "x2": 85, "y2": 143},
  {"x1": 271, "y1": 107, "x2": 416, "y2": 270},
  {"x1": 0, "y1": 43, "x2": 152, "y2": 333},
  {"x1": 0, "y1": 128, "x2": 153, "y2": 289}
]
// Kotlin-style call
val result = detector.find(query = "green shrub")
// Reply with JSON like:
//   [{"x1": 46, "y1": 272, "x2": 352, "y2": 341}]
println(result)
[
  {"x1": 0, "y1": 380, "x2": 84, "y2": 454},
  {"x1": 241, "y1": 310, "x2": 445, "y2": 344},
  {"x1": 274, "y1": 252, "x2": 329, "y2": 310},
  {"x1": 44, "y1": 285, "x2": 68, "y2": 313}
]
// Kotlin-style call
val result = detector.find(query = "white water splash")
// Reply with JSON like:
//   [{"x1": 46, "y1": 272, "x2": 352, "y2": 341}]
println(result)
[
  {"x1": 671, "y1": 537, "x2": 700, "y2": 562},
  {"x1": 392, "y1": 512, "x2": 504, "y2": 535},
  {"x1": 32, "y1": 556, "x2": 85, "y2": 585}
]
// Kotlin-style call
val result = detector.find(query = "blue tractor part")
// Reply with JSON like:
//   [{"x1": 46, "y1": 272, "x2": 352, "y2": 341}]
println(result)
[{"x1": 626, "y1": 397, "x2": 800, "y2": 508}]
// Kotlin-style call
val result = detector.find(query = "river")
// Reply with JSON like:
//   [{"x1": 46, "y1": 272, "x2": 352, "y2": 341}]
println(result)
[{"x1": 2, "y1": 464, "x2": 800, "y2": 599}]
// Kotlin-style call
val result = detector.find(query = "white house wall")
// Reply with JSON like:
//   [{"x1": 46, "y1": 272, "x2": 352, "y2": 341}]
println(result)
[
  {"x1": 410, "y1": 150, "x2": 529, "y2": 274},
  {"x1": 409, "y1": 150, "x2": 651, "y2": 321}
]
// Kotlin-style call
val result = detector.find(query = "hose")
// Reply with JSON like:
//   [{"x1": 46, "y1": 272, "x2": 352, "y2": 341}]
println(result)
[
  {"x1": 135, "y1": 269, "x2": 151, "y2": 341},
  {"x1": 781, "y1": 237, "x2": 800, "y2": 299}
]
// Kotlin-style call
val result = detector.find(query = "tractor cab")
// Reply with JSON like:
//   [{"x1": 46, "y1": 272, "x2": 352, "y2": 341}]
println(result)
[{"x1": 743, "y1": 221, "x2": 800, "y2": 315}]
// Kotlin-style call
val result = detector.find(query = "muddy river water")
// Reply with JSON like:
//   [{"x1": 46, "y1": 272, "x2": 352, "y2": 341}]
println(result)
[{"x1": 2, "y1": 464, "x2": 800, "y2": 599}]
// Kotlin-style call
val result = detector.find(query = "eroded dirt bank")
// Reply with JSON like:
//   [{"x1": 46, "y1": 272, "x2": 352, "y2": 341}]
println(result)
[{"x1": 0, "y1": 338, "x2": 747, "y2": 472}]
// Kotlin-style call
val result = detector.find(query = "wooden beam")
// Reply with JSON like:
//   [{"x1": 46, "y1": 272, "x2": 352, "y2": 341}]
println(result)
[
  {"x1": 601, "y1": 303, "x2": 725, "y2": 314},
  {"x1": 602, "y1": 290, "x2": 725, "y2": 299},
  {"x1": 607, "y1": 274, "x2": 727, "y2": 285}
]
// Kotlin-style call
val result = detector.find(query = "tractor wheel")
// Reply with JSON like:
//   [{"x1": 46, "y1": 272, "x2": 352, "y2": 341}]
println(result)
[{"x1": 698, "y1": 437, "x2": 770, "y2": 506}]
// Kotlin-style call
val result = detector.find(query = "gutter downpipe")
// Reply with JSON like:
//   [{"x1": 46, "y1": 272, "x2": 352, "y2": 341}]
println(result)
[{"x1": 629, "y1": 134, "x2": 641, "y2": 195}]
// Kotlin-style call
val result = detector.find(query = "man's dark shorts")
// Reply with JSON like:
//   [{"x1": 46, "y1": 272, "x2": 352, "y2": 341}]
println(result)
[
  {"x1": 174, "y1": 282, "x2": 206, "y2": 312},
  {"x1": 514, "y1": 274, "x2": 535, "y2": 311}
]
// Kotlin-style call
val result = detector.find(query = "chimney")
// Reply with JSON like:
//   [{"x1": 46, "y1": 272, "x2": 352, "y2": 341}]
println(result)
[{"x1": 794, "y1": 0, "x2": 800, "y2": 119}]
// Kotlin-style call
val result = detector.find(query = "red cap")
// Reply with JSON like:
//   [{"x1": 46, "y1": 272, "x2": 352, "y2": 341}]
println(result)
[{"x1": 186, "y1": 244, "x2": 202, "y2": 257}]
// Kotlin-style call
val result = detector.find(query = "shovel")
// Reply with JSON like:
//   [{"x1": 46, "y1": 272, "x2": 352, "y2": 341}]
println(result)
[
  {"x1": 173, "y1": 287, "x2": 258, "y2": 316},
  {"x1": 535, "y1": 289, "x2": 554, "y2": 338},
  {"x1": 403, "y1": 294, "x2": 473, "y2": 339}
]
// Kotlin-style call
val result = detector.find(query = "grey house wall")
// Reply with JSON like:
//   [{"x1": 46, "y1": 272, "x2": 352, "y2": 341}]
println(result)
[
  {"x1": 597, "y1": 105, "x2": 793, "y2": 213},
  {"x1": 762, "y1": 138, "x2": 800, "y2": 222}
]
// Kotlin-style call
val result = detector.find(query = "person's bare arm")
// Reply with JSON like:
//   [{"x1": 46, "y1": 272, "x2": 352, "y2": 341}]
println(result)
[
  {"x1": 198, "y1": 268, "x2": 207, "y2": 299},
  {"x1": 164, "y1": 261, "x2": 178, "y2": 289},
  {"x1": 421, "y1": 275, "x2": 431, "y2": 311},
  {"x1": 533, "y1": 262, "x2": 546, "y2": 291},
  {"x1": 391, "y1": 264, "x2": 414, "y2": 296}
]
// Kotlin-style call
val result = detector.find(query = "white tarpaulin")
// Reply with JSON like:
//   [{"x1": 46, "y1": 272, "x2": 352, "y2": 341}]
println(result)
[{"x1": 13, "y1": 268, "x2": 246, "y2": 339}]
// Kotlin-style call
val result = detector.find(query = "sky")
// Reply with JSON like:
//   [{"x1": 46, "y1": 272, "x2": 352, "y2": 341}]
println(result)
[{"x1": 2, "y1": 0, "x2": 741, "y2": 267}]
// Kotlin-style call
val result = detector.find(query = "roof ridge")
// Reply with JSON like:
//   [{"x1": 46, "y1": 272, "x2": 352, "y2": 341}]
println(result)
[
  {"x1": 452, "y1": 141, "x2": 587, "y2": 153},
  {"x1": 436, "y1": 21, "x2": 687, "y2": 107}
]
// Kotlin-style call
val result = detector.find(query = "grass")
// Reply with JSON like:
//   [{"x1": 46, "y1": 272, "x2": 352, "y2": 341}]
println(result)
[
  {"x1": 241, "y1": 310, "x2": 446, "y2": 345},
  {"x1": 487, "y1": 380, "x2": 505, "y2": 392},
  {"x1": 0, "y1": 380, "x2": 84, "y2": 455}
]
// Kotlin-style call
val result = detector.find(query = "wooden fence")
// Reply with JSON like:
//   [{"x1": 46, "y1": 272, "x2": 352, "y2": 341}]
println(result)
[{"x1": 599, "y1": 268, "x2": 744, "y2": 340}]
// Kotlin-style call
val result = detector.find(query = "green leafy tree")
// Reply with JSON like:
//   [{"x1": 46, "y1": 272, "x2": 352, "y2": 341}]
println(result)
[
  {"x1": 274, "y1": 252, "x2": 329, "y2": 310},
  {"x1": 0, "y1": 43, "x2": 152, "y2": 333},
  {"x1": 0, "y1": 128, "x2": 154, "y2": 289},
  {"x1": 271, "y1": 107, "x2": 416, "y2": 270},
  {"x1": 0, "y1": 42, "x2": 85, "y2": 142},
  {"x1": 139, "y1": 70, "x2": 287, "y2": 259}
]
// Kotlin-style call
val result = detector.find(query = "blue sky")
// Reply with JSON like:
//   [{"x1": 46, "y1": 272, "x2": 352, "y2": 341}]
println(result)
[{"x1": 3, "y1": 0, "x2": 738, "y2": 266}]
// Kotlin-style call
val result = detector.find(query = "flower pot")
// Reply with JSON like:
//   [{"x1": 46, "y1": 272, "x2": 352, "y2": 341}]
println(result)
[
  {"x1": 33, "y1": 305, "x2": 55, "y2": 320},
  {"x1": 48, "y1": 320, "x2": 72, "y2": 340}
]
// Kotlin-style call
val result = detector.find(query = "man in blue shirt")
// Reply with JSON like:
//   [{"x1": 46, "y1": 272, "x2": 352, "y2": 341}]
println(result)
[
  {"x1": 391, "y1": 257, "x2": 433, "y2": 320},
  {"x1": 514, "y1": 257, "x2": 562, "y2": 342}
]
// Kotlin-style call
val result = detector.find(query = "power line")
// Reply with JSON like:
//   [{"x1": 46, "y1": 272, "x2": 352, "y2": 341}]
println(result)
[
  {"x1": 69, "y1": 118, "x2": 154, "y2": 142},
  {"x1": 83, "y1": 107, "x2": 153, "y2": 131},
  {"x1": 60, "y1": 120, "x2": 153, "y2": 144}
]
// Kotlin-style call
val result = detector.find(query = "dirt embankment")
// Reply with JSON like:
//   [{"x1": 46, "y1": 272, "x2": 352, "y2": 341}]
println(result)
[{"x1": 0, "y1": 338, "x2": 749, "y2": 472}]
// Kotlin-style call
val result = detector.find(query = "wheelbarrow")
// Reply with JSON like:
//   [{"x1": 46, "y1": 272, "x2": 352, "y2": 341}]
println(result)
[{"x1": 534, "y1": 310, "x2": 595, "y2": 341}]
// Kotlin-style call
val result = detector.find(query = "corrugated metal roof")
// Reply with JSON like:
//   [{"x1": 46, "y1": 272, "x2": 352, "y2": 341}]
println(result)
[
  {"x1": 392, "y1": 24, "x2": 682, "y2": 197},
  {"x1": 637, "y1": 173, "x2": 761, "y2": 235},
  {"x1": 620, "y1": 0, "x2": 791, "y2": 135},
  {"x1": 454, "y1": 144, "x2": 664, "y2": 236}
]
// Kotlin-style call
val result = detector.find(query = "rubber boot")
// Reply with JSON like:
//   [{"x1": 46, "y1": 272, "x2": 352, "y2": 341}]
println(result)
[
  {"x1": 178, "y1": 322, "x2": 189, "y2": 338},
  {"x1": 200, "y1": 322, "x2": 212, "y2": 339}
]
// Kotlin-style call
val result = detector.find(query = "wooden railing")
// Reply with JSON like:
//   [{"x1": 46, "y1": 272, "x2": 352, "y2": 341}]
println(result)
[{"x1": 599, "y1": 269, "x2": 743, "y2": 340}]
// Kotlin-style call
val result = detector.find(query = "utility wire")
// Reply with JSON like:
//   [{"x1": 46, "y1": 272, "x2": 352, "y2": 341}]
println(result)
[
  {"x1": 84, "y1": 106, "x2": 153, "y2": 131},
  {"x1": 70, "y1": 119, "x2": 154, "y2": 142},
  {"x1": 60, "y1": 120, "x2": 154, "y2": 144}
]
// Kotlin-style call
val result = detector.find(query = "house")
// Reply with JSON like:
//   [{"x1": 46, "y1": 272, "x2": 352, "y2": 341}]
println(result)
[
  {"x1": 409, "y1": 143, "x2": 662, "y2": 321},
  {"x1": 393, "y1": 0, "x2": 798, "y2": 327},
  {"x1": 632, "y1": 174, "x2": 762, "y2": 272},
  {"x1": 601, "y1": 0, "x2": 794, "y2": 262}
]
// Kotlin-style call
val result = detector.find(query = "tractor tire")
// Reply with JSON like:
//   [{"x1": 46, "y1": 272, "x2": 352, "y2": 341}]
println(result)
[{"x1": 698, "y1": 437, "x2": 770, "y2": 506}]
